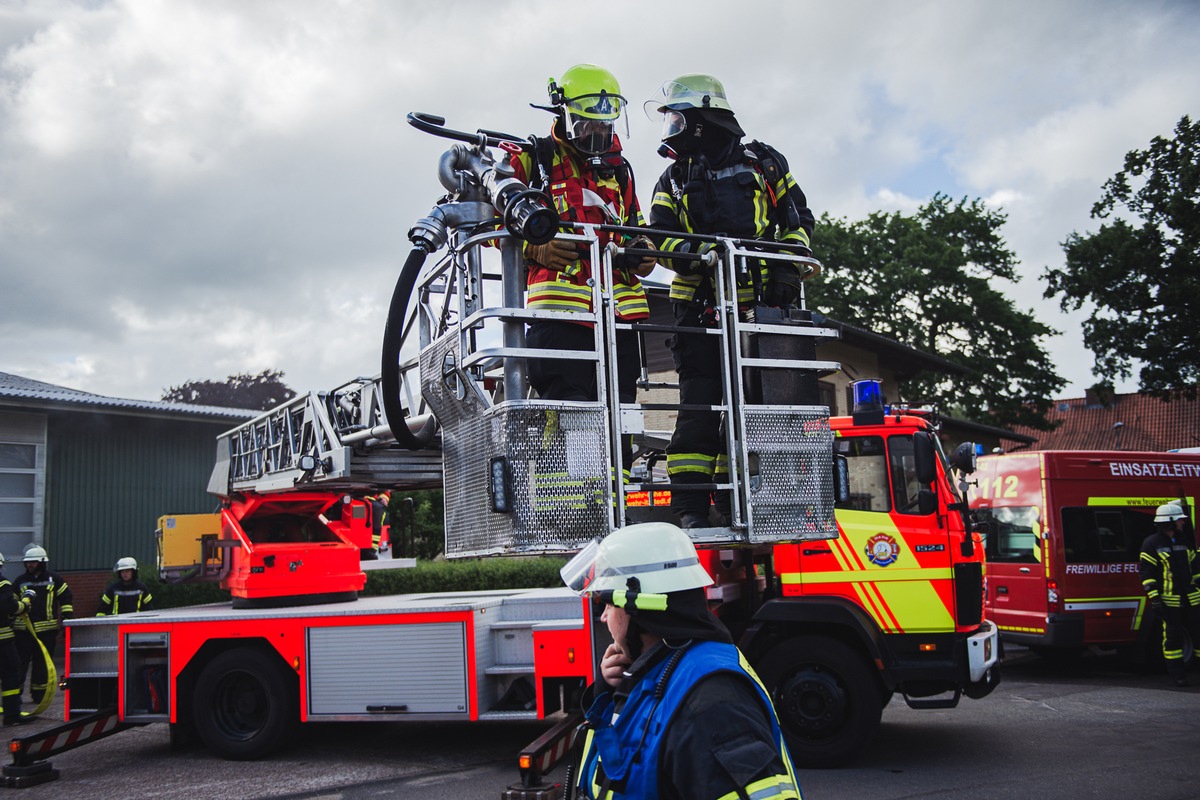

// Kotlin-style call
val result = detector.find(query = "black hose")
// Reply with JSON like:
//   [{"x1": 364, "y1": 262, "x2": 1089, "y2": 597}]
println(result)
[{"x1": 381, "y1": 247, "x2": 438, "y2": 450}]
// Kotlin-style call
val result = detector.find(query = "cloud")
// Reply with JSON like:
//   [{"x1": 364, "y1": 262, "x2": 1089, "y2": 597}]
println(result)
[{"x1": 1, "y1": 0, "x2": 1198, "y2": 404}]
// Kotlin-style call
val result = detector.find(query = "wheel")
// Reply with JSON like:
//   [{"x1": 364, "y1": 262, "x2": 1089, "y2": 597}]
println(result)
[
  {"x1": 756, "y1": 635, "x2": 883, "y2": 767},
  {"x1": 193, "y1": 647, "x2": 298, "y2": 760}
]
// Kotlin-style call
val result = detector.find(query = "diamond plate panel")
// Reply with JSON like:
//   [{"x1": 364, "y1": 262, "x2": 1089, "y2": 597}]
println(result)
[
  {"x1": 743, "y1": 407, "x2": 837, "y2": 543},
  {"x1": 443, "y1": 403, "x2": 611, "y2": 557}
]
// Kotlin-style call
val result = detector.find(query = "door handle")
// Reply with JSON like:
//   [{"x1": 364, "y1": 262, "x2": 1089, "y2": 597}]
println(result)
[{"x1": 1019, "y1": 567, "x2": 1031, "y2": 574}]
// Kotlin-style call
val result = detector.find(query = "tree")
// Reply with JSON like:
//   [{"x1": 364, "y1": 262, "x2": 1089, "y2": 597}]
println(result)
[
  {"x1": 162, "y1": 369, "x2": 296, "y2": 411},
  {"x1": 811, "y1": 194, "x2": 1064, "y2": 429},
  {"x1": 1045, "y1": 114, "x2": 1200, "y2": 398}
]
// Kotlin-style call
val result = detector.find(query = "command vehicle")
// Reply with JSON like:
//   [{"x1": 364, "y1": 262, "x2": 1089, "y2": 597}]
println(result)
[
  {"x1": 971, "y1": 450, "x2": 1200, "y2": 661},
  {"x1": 6, "y1": 113, "x2": 998, "y2": 791}
]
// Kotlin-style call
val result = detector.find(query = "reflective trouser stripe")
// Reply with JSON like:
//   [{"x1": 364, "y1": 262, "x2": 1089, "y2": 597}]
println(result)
[
  {"x1": 667, "y1": 453, "x2": 716, "y2": 476},
  {"x1": 716, "y1": 774, "x2": 803, "y2": 800}
]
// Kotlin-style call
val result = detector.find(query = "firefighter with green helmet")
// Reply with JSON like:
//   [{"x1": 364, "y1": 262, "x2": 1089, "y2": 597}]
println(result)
[
  {"x1": 14, "y1": 544, "x2": 71, "y2": 704},
  {"x1": 644, "y1": 74, "x2": 815, "y2": 529},
  {"x1": 0, "y1": 553, "x2": 34, "y2": 725},
  {"x1": 508, "y1": 64, "x2": 657, "y2": 480},
  {"x1": 560, "y1": 523, "x2": 803, "y2": 799},
  {"x1": 1139, "y1": 502, "x2": 1200, "y2": 686}
]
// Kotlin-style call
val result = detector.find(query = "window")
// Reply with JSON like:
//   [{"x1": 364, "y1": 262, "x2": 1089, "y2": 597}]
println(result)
[
  {"x1": 835, "y1": 435, "x2": 890, "y2": 512},
  {"x1": 0, "y1": 442, "x2": 39, "y2": 557},
  {"x1": 887, "y1": 435, "x2": 925, "y2": 515},
  {"x1": 1060, "y1": 507, "x2": 1155, "y2": 564},
  {"x1": 976, "y1": 506, "x2": 1041, "y2": 563},
  {"x1": 818, "y1": 381, "x2": 837, "y2": 415}
]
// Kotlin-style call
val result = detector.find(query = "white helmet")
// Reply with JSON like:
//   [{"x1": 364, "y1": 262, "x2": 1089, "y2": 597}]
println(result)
[
  {"x1": 23, "y1": 546, "x2": 48, "y2": 563},
  {"x1": 115, "y1": 557, "x2": 138, "y2": 572},
  {"x1": 1155, "y1": 503, "x2": 1186, "y2": 522},
  {"x1": 561, "y1": 523, "x2": 713, "y2": 605},
  {"x1": 0, "y1": 553, "x2": 5, "y2": 567}
]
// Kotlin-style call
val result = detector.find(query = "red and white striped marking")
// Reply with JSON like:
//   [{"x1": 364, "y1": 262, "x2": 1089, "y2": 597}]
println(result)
[{"x1": 19, "y1": 713, "x2": 122, "y2": 758}]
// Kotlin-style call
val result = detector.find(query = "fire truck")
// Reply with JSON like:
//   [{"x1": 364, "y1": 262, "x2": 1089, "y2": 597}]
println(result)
[
  {"x1": 6, "y1": 113, "x2": 999, "y2": 790},
  {"x1": 972, "y1": 450, "x2": 1200, "y2": 662}
]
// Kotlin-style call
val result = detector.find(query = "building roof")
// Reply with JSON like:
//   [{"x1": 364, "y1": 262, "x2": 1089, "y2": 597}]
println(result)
[
  {"x1": 1002, "y1": 389, "x2": 1200, "y2": 452},
  {"x1": 0, "y1": 371, "x2": 256, "y2": 423}
]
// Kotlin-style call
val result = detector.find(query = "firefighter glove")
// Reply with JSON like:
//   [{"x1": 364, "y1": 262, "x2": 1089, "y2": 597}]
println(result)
[
  {"x1": 617, "y1": 235, "x2": 657, "y2": 277},
  {"x1": 763, "y1": 264, "x2": 803, "y2": 307},
  {"x1": 525, "y1": 238, "x2": 580, "y2": 271},
  {"x1": 1150, "y1": 595, "x2": 1165, "y2": 611},
  {"x1": 670, "y1": 241, "x2": 720, "y2": 276},
  {"x1": 21, "y1": 588, "x2": 35, "y2": 600}
]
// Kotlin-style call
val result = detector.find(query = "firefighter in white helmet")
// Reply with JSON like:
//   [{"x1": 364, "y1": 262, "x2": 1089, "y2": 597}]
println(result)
[
  {"x1": 14, "y1": 544, "x2": 71, "y2": 704},
  {"x1": 97, "y1": 557, "x2": 154, "y2": 616},
  {"x1": 1139, "y1": 502, "x2": 1200, "y2": 686},
  {"x1": 0, "y1": 553, "x2": 34, "y2": 725},
  {"x1": 560, "y1": 523, "x2": 803, "y2": 799}
]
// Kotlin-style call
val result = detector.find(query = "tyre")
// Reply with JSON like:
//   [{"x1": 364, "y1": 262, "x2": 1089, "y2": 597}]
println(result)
[
  {"x1": 193, "y1": 647, "x2": 298, "y2": 760},
  {"x1": 756, "y1": 635, "x2": 883, "y2": 767}
]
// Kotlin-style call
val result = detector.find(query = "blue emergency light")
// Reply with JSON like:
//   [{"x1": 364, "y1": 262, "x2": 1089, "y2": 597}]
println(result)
[{"x1": 851, "y1": 379, "x2": 886, "y2": 426}]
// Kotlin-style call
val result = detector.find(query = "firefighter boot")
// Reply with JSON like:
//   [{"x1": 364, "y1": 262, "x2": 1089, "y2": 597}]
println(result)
[
  {"x1": 711, "y1": 472, "x2": 732, "y2": 527},
  {"x1": 671, "y1": 473, "x2": 712, "y2": 529},
  {"x1": 1, "y1": 690, "x2": 28, "y2": 726}
]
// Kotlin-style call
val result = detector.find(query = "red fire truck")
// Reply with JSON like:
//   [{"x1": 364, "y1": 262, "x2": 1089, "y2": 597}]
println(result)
[
  {"x1": 4, "y1": 114, "x2": 999, "y2": 791},
  {"x1": 971, "y1": 450, "x2": 1200, "y2": 661}
]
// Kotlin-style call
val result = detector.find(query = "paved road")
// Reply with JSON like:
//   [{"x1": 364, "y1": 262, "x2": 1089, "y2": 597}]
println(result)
[{"x1": 8, "y1": 647, "x2": 1199, "y2": 799}]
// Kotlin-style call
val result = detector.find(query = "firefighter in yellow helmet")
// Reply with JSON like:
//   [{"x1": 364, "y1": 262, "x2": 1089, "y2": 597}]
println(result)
[
  {"x1": 560, "y1": 523, "x2": 803, "y2": 799},
  {"x1": 644, "y1": 75, "x2": 814, "y2": 529},
  {"x1": 508, "y1": 64, "x2": 657, "y2": 479},
  {"x1": 0, "y1": 552, "x2": 34, "y2": 725},
  {"x1": 1139, "y1": 502, "x2": 1200, "y2": 686}
]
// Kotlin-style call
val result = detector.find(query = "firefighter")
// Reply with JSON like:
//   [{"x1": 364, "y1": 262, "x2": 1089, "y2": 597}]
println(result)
[
  {"x1": 560, "y1": 523, "x2": 803, "y2": 799},
  {"x1": 1139, "y1": 502, "x2": 1200, "y2": 686},
  {"x1": 509, "y1": 64, "x2": 657, "y2": 480},
  {"x1": 364, "y1": 491, "x2": 390, "y2": 559},
  {"x1": 645, "y1": 74, "x2": 815, "y2": 529},
  {"x1": 14, "y1": 545, "x2": 71, "y2": 704},
  {"x1": 0, "y1": 554, "x2": 34, "y2": 725},
  {"x1": 97, "y1": 557, "x2": 154, "y2": 616}
]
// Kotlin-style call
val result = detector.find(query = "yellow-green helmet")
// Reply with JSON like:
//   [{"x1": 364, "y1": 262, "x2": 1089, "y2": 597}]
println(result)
[
  {"x1": 646, "y1": 74, "x2": 735, "y2": 114},
  {"x1": 548, "y1": 64, "x2": 628, "y2": 155}
]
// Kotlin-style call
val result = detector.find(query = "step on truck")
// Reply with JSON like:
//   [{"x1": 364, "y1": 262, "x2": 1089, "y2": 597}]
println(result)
[
  {"x1": 972, "y1": 450, "x2": 1200, "y2": 663},
  {"x1": 13, "y1": 112, "x2": 998, "y2": 791}
]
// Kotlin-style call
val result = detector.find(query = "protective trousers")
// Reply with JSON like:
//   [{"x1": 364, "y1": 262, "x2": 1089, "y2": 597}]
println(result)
[
  {"x1": 526, "y1": 320, "x2": 641, "y2": 470},
  {"x1": 666, "y1": 303, "x2": 728, "y2": 517},
  {"x1": 15, "y1": 628, "x2": 57, "y2": 700},
  {"x1": 0, "y1": 639, "x2": 22, "y2": 724},
  {"x1": 1158, "y1": 603, "x2": 1200, "y2": 678}
]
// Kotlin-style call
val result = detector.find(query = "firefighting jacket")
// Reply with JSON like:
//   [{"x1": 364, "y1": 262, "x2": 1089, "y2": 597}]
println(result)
[
  {"x1": 649, "y1": 140, "x2": 813, "y2": 306},
  {"x1": 1139, "y1": 529, "x2": 1200, "y2": 607},
  {"x1": 97, "y1": 579, "x2": 154, "y2": 616},
  {"x1": 508, "y1": 129, "x2": 649, "y2": 322},
  {"x1": 0, "y1": 579, "x2": 30, "y2": 642},
  {"x1": 575, "y1": 640, "x2": 802, "y2": 800},
  {"x1": 14, "y1": 567, "x2": 73, "y2": 634}
]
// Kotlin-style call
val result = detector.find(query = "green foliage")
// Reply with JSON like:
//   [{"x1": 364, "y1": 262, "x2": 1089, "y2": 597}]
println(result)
[
  {"x1": 162, "y1": 369, "x2": 297, "y2": 411},
  {"x1": 387, "y1": 489, "x2": 445, "y2": 560},
  {"x1": 1046, "y1": 114, "x2": 1200, "y2": 398},
  {"x1": 811, "y1": 194, "x2": 1064, "y2": 429},
  {"x1": 362, "y1": 557, "x2": 568, "y2": 596},
  {"x1": 143, "y1": 576, "x2": 231, "y2": 609}
]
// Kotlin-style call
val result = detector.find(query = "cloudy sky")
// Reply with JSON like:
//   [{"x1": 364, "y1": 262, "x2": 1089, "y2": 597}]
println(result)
[{"x1": 2, "y1": 0, "x2": 1197, "y2": 405}]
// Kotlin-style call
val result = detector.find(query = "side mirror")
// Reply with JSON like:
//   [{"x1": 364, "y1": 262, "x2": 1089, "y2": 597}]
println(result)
[
  {"x1": 918, "y1": 488, "x2": 937, "y2": 516},
  {"x1": 951, "y1": 442, "x2": 978, "y2": 475},
  {"x1": 833, "y1": 454, "x2": 850, "y2": 505},
  {"x1": 913, "y1": 432, "x2": 937, "y2": 486}
]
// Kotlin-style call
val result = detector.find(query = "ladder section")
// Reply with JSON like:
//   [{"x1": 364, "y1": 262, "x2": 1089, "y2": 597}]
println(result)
[{"x1": 480, "y1": 591, "x2": 590, "y2": 721}]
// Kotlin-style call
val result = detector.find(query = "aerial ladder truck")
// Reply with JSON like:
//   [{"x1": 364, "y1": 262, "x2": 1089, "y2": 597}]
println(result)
[{"x1": 6, "y1": 113, "x2": 999, "y2": 792}]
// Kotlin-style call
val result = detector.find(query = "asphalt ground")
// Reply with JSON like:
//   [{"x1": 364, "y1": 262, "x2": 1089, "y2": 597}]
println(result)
[{"x1": 4, "y1": 645, "x2": 1198, "y2": 799}]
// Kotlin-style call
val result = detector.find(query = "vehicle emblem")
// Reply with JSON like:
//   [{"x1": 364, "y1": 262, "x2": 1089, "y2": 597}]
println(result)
[{"x1": 865, "y1": 533, "x2": 900, "y2": 567}]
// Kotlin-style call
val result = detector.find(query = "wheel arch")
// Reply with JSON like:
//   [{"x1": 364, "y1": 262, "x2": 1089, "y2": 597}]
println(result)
[{"x1": 176, "y1": 637, "x2": 300, "y2": 730}]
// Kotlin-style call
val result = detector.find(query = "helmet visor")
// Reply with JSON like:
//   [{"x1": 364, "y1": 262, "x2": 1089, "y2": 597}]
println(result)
[
  {"x1": 660, "y1": 109, "x2": 687, "y2": 142},
  {"x1": 560, "y1": 537, "x2": 605, "y2": 595},
  {"x1": 643, "y1": 78, "x2": 731, "y2": 118},
  {"x1": 564, "y1": 92, "x2": 628, "y2": 155}
]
